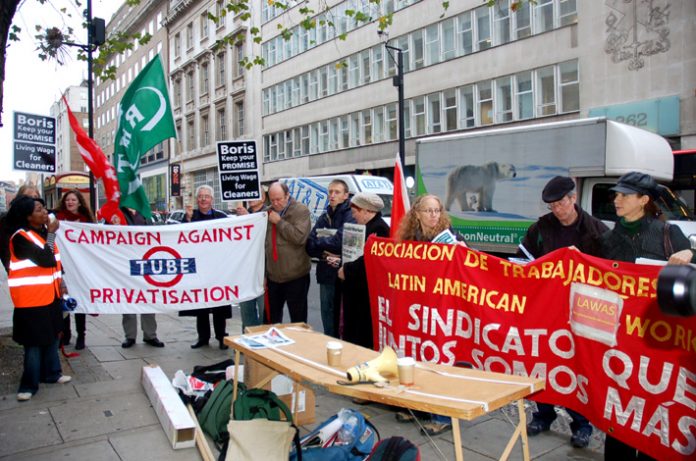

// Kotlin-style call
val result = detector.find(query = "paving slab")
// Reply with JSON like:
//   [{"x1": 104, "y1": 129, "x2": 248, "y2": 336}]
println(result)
[
  {"x1": 101, "y1": 358, "x2": 148, "y2": 380},
  {"x1": 0, "y1": 404, "x2": 63, "y2": 457},
  {"x1": 73, "y1": 378, "x2": 141, "y2": 399},
  {"x1": 50, "y1": 392, "x2": 157, "y2": 442},
  {"x1": 88, "y1": 345, "x2": 126, "y2": 362},
  {"x1": 110, "y1": 425, "x2": 202, "y2": 461},
  {"x1": 7, "y1": 439, "x2": 120, "y2": 461}
]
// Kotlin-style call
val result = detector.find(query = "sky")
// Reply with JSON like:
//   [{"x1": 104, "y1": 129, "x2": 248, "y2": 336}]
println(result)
[{"x1": 0, "y1": 0, "x2": 121, "y2": 183}]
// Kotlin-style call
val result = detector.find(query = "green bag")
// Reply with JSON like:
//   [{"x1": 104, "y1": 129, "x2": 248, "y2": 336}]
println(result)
[
  {"x1": 198, "y1": 380, "x2": 245, "y2": 444},
  {"x1": 233, "y1": 387, "x2": 293, "y2": 422}
]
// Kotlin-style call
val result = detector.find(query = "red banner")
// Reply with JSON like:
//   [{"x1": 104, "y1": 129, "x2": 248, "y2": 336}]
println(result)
[{"x1": 365, "y1": 237, "x2": 696, "y2": 461}]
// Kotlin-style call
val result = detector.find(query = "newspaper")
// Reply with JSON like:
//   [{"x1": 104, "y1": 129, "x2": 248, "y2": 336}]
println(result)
[
  {"x1": 432, "y1": 228, "x2": 459, "y2": 245},
  {"x1": 234, "y1": 327, "x2": 295, "y2": 350},
  {"x1": 342, "y1": 223, "x2": 366, "y2": 263}
]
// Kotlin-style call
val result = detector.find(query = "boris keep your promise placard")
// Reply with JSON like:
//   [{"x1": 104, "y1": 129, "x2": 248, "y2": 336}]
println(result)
[{"x1": 216, "y1": 140, "x2": 261, "y2": 201}]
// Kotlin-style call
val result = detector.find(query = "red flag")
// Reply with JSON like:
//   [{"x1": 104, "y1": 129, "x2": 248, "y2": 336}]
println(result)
[
  {"x1": 63, "y1": 97, "x2": 125, "y2": 224},
  {"x1": 390, "y1": 153, "x2": 410, "y2": 238}
]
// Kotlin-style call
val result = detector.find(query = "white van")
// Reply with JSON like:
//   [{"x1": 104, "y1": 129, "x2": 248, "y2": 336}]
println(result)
[{"x1": 281, "y1": 175, "x2": 394, "y2": 225}]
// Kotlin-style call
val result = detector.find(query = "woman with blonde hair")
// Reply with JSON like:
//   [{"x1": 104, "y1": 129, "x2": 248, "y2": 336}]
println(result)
[{"x1": 55, "y1": 189, "x2": 95, "y2": 350}]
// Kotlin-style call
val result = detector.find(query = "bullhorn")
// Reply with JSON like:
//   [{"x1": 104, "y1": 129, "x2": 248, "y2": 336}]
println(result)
[{"x1": 345, "y1": 346, "x2": 398, "y2": 383}]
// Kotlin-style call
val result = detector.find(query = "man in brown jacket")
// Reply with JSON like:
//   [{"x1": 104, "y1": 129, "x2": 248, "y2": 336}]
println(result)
[{"x1": 265, "y1": 182, "x2": 311, "y2": 323}]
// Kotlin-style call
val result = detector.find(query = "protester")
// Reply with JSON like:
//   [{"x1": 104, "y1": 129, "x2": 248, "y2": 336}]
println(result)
[
  {"x1": 519, "y1": 176, "x2": 606, "y2": 449},
  {"x1": 337, "y1": 192, "x2": 389, "y2": 348},
  {"x1": 265, "y1": 182, "x2": 312, "y2": 323},
  {"x1": 180, "y1": 185, "x2": 232, "y2": 350},
  {"x1": 600, "y1": 172, "x2": 693, "y2": 460},
  {"x1": 118, "y1": 207, "x2": 165, "y2": 349},
  {"x1": 306, "y1": 179, "x2": 354, "y2": 337},
  {"x1": 235, "y1": 188, "x2": 269, "y2": 331},
  {"x1": 0, "y1": 185, "x2": 41, "y2": 271},
  {"x1": 395, "y1": 194, "x2": 464, "y2": 436},
  {"x1": 55, "y1": 189, "x2": 95, "y2": 350},
  {"x1": 7, "y1": 196, "x2": 71, "y2": 401}
]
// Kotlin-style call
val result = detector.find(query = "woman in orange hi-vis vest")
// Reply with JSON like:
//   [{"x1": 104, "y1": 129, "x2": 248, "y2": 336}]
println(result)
[{"x1": 6, "y1": 196, "x2": 71, "y2": 401}]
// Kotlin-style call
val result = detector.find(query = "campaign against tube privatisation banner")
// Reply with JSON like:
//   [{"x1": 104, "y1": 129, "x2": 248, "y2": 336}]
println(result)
[
  {"x1": 364, "y1": 237, "x2": 696, "y2": 461},
  {"x1": 56, "y1": 213, "x2": 266, "y2": 314}
]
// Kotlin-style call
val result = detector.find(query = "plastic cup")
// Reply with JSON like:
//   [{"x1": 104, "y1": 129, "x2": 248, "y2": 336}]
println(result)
[
  {"x1": 397, "y1": 357, "x2": 416, "y2": 386},
  {"x1": 326, "y1": 341, "x2": 343, "y2": 367}
]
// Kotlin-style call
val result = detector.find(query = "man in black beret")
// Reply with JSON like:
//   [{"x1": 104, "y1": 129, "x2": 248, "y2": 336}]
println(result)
[{"x1": 518, "y1": 175, "x2": 608, "y2": 448}]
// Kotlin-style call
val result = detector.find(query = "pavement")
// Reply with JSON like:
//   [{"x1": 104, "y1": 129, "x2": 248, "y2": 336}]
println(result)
[{"x1": 0, "y1": 271, "x2": 605, "y2": 460}]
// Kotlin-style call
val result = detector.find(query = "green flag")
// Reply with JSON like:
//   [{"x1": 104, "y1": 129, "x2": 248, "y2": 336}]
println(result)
[{"x1": 114, "y1": 54, "x2": 175, "y2": 218}]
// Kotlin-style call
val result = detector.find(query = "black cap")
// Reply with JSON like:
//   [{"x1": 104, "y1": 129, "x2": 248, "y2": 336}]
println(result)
[
  {"x1": 610, "y1": 172, "x2": 657, "y2": 197},
  {"x1": 542, "y1": 176, "x2": 575, "y2": 203}
]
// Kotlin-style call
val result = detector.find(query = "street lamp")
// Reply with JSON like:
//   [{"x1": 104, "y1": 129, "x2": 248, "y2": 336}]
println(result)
[
  {"x1": 61, "y1": 0, "x2": 105, "y2": 211},
  {"x1": 379, "y1": 31, "x2": 406, "y2": 168}
]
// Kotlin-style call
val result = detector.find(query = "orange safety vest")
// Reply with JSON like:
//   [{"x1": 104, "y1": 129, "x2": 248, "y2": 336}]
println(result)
[{"x1": 8, "y1": 229, "x2": 62, "y2": 308}]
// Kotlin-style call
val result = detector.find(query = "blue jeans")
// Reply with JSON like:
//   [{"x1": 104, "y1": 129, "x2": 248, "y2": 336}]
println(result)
[
  {"x1": 533, "y1": 403, "x2": 592, "y2": 435},
  {"x1": 19, "y1": 338, "x2": 62, "y2": 394},
  {"x1": 240, "y1": 294, "x2": 264, "y2": 332},
  {"x1": 319, "y1": 283, "x2": 337, "y2": 337}
]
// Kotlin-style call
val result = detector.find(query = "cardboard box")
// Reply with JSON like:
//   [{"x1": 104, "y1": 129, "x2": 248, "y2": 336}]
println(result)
[
  {"x1": 243, "y1": 323, "x2": 316, "y2": 425},
  {"x1": 142, "y1": 365, "x2": 196, "y2": 449}
]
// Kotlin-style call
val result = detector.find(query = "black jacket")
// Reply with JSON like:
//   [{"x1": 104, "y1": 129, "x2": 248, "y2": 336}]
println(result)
[
  {"x1": 519, "y1": 205, "x2": 608, "y2": 259},
  {"x1": 306, "y1": 200, "x2": 355, "y2": 284},
  {"x1": 341, "y1": 213, "x2": 390, "y2": 349},
  {"x1": 601, "y1": 216, "x2": 692, "y2": 262}
]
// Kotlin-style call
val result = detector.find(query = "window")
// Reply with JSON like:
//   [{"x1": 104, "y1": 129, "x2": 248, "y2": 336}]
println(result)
[
  {"x1": 186, "y1": 70, "x2": 194, "y2": 102},
  {"x1": 235, "y1": 43, "x2": 244, "y2": 77},
  {"x1": 329, "y1": 118, "x2": 339, "y2": 150},
  {"x1": 201, "y1": 113, "x2": 210, "y2": 146},
  {"x1": 186, "y1": 23, "x2": 193, "y2": 50},
  {"x1": 386, "y1": 103, "x2": 397, "y2": 141},
  {"x1": 217, "y1": 107, "x2": 226, "y2": 141},
  {"x1": 535, "y1": 0, "x2": 554, "y2": 33},
  {"x1": 413, "y1": 96, "x2": 425, "y2": 136},
  {"x1": 515, "y1": 71, "x2": 533, "y2": 119},
  {"x1": 372, "y1": 45, "x2": 384, "y2": 81},
  {"x1": 319, "y1": 66, "x2": 328, "y2": 97},
  {"x1": 458, "y1": 85, "x2": 475, "y2": 128},
  {"x1": 235, "y1": 101, "x2": 244, "y2": 137},
  {"x1": 308, "y1": 70, "x2": 318, "y2": 101},
  {"x1": 200, "y1": 13, "x2": 209, "y2": 39},
  {"x1": 216, "y1": 52, "x2": 226, "y2": 87},
  {"x1": 339, "y1": 115, "x2": 349, "y2": 148},
  {"x1": 174, "y1": 79, "x2": 182, "y2": 107},
  {"x1": 373, "y1": 107, "x2": 384, "y2": 143},
  {"x1": 494, "y1": 0, "x2": 511, "y2": 45},
  {"x1": 361, "y1": 110, "x2": 372, "y2": 145},
  {"x1": 514, "y1": 2, "x2": 531, "y2": 38},
  {"x1": 327, "y1": 65, "x2": 337, "y2": 95},
  {"x1": 301, "y1": 126, "x2": 310, "y2": 154},
  {"x1": 536, "y1": 65, "x2": 556, "y2": 115},
  {"x1": 425, "y1": 24, "x2": 440, "y2": 66},
  {"x1": 361, "y1": 50, "x2": 371, "y2": 85},
  {"x1": 478, "y1": 81, "x2": 493, "y2": 125},
  {"x1": 187, "y1": 117, "x2": 195, "y2": 150},
  {"x1": 350, "y1": 112, "x2": 361, "y2": 146},
  {"x1": 495, "y1": 76, "x2": 513, "y2": 122},
  {"x1": 476, "y1": 6, "x2": 491, "y2": 50},
  {"x1": 291, "y1": 77, "x2": 300, "y2": 106},
  {"x1": 441, "y1": 18, "x2": 456, "y2": 60},
  {"x1": 443, "y1": 89, "x2": 457, "y2": 131},
  {"x1": 200, "y1": 62, "x2": 209, "y2": 95},
  {"x1": 348, "y1": 55, "x2": 359, "y2": 88},
  {"x1": 560, "y1": 0, "x2": 577, "y2": 26},
  {"x1": 412, "y1": 30, "x2": 424, "y2": 69},
  {"x1": 216, "y1": 0, "x2": 224, "y2": 22},
  {"x1": 427, "y1": 92, "x2": 442, "y2": 134},
  {"x1": 174, "y1": 33, "x2": 181, "y2": 58},
  {"x1": 559, "y1": 60, "x2": 579, "y2": 112},
  {"x1": 293, "y1": 128, "x2": 302, "y2": 157}
]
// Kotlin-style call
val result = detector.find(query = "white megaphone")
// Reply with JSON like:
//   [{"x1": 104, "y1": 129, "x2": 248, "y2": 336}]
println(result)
[{"x1": 345, "y1": 346, "x2": 398, "y2": 383}]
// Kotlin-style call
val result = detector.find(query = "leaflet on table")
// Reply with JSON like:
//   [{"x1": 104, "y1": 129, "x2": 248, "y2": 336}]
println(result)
[{"x1": 234, "y1": 326, "x2": 295, "y2": 349}]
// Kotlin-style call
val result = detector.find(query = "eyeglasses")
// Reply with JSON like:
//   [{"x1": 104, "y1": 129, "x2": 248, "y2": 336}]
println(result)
[
  {"x1": 547, "y1": 196, "x2": 570, "y2": 210},
  {"x1": 419, "y1": 208, "x2": 442, "y2": 215}
]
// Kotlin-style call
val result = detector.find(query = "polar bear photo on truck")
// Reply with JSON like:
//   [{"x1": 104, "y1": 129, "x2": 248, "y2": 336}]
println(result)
[{"x1": 445, "y1": 162, "x2": 517, "y2": 212}]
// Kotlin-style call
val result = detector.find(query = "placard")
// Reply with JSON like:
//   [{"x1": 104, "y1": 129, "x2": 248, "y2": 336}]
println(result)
[
  {"x1": 13, "y1": 111, "x2": 56, "y2": 172},
  {"x1": 216, "y1": 140, "x2": 260, "y2": 201}
]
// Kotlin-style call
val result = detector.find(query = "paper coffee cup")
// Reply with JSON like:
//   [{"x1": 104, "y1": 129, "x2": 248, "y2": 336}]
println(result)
[
  {"x1": 326, "y1": 341, "x2": 343, "y2": 367},
  {"x1": 397, "y1": 357, "x2": 415, "y2": 385}
]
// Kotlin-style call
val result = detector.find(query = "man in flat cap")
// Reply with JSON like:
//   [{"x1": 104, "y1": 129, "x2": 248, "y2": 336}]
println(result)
[
  {"x1": 337, "y1": 192, "x2": 389, "y2": 348},
  {"x1": 518, "y1": 176, "x2": 607, "y2": 448}
]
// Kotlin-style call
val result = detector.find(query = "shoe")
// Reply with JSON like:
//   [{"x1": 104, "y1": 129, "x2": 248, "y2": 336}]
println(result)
[
  {"x1": 75, "y1": 336, "x2": 85, "y2": 350},
  {"x1": 17, "y1": 392, "x2": 32, "y2": 401},
  {"x1": 144, "y1": 338, "x2": 165, "y2": 348},
  {"x1": 527, "y1": 418, "x2": 551, "y2": 436},
  {"x1": 421, "y1": 421, "x2": 452, "y2": 436},
  {"x1": 570, "y1": 427, "x2": 592, "y2": 448},
  {"x1": 395, "y1": 411, "x2": 416, "y2": 423},
  {"x1": 121, "y1": 338, "x2": 136, "y2": 348},
  {"x1": 191, "y1": 340, "x2": 209, "y2": 349},
  {"x1": 57, "y1": 375, "x2": 72, "y2": 384},
  {"x1": 218, "y1": 340, "x2": 229, "y2": 350}
]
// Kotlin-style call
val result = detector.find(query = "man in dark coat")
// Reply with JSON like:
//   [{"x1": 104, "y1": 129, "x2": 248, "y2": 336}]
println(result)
[
  {"x1": 306, "y1": 179, "x2": 355, "y2": 337},
  {"x1": 179, "y1": 185, "x2": 232, "y2": 350},
  {"x1": 518, "y1": 176, "x2": 608, "y2": 449},
  {"x1": 337, "y1": 192, "x2": 390, "y2": 349}
]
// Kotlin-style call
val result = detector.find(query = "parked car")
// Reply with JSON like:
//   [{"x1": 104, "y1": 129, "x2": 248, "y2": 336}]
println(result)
[{"x1": 165, "y1": 210, "x2": 186, "y2": 224}]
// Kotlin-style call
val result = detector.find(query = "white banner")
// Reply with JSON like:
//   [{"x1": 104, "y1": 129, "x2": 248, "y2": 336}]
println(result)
[{"x1": 57, "y1": 214, "x2": 267, "y2": 314}]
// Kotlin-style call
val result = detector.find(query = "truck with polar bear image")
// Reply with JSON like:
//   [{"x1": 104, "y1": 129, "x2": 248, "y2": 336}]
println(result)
[{"x1": 416, "y1": 117, "x2": 696, "y2": 254}]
